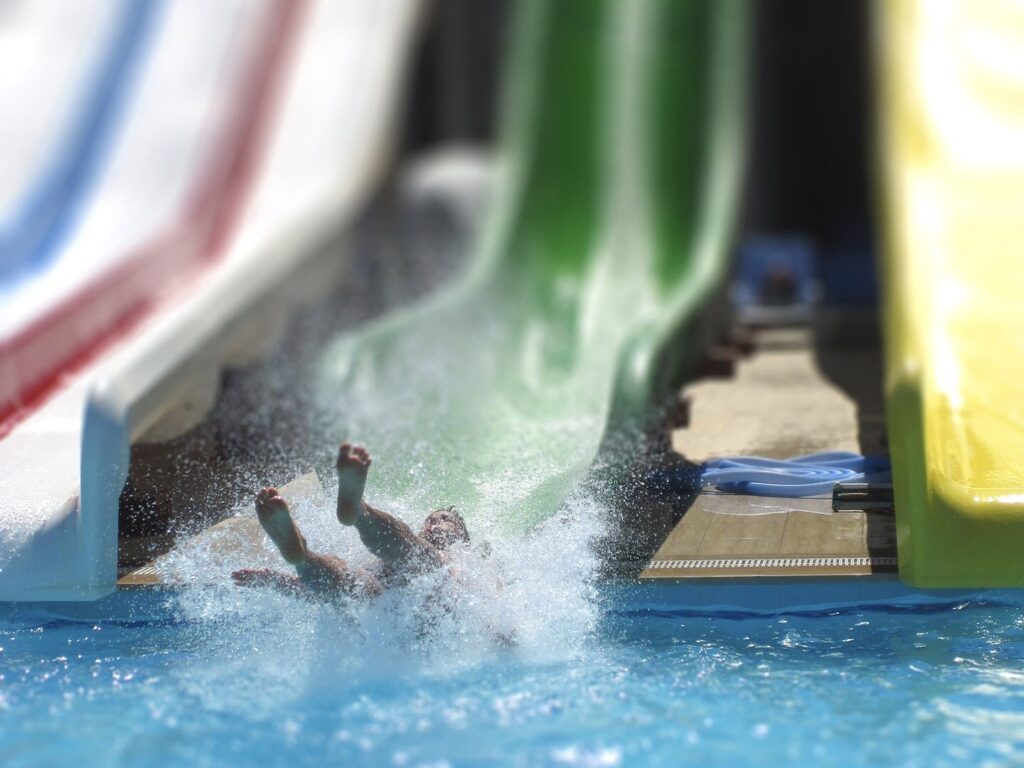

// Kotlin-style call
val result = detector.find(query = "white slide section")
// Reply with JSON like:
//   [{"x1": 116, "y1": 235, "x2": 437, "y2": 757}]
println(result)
[
  {"x1": 0, "y1": 0, "x2": 424, "y2": 600},
  {"x1": 0, "y1": 0, "x2": 112, "y2": 215},
  {"x1": 0, "y1": 0, "x2": 255, "y2": 335}
]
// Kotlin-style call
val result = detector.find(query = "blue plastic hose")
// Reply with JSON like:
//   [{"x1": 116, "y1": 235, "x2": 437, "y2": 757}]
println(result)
[{"x1": 699, "y1": 451, "x2": 891, "y2": 497}]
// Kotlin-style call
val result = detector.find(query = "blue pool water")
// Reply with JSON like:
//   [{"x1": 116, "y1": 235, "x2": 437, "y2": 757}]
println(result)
[
  {"x1": 2, "y1": 487, "x2": 1023, "y2": 767},
  {"x1": 3, "y1": 589, "x2": 1024, "y2": 767}
]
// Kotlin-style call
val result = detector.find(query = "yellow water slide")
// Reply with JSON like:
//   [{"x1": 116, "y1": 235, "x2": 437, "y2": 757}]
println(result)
[{"x1": 878, "y1": 0, "x2": 1024, "y2": 586}]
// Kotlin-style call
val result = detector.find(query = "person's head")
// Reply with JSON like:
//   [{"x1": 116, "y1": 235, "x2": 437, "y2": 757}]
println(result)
[{"x1": 420, "y1": 506, "x2": 469, "y2": 550}]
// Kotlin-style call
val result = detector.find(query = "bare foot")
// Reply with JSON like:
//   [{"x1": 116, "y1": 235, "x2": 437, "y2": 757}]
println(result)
[
  {"x1": 255, "y1": 487, "x2": 308, "y2": 565},
  {"x1": 336, "y1": 442, "x2": 371, "y2": 525}
]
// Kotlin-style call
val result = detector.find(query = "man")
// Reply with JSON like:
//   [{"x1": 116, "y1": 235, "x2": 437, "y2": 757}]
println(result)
[{"x1": 232, "y1": 442, "x2": 470, "y2": 601}]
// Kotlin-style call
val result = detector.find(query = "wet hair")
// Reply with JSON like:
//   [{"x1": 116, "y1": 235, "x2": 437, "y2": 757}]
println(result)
[{"x1": 420, "y1": 506, "x2": 469, "y2": 549}]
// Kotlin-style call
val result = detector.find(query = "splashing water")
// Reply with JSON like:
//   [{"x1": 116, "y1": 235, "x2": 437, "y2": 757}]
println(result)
[
  {"x1": 313, "y1": 279, "x2": 632, "y2": 538},
  {"x1": 162, "y1": 473, "x2": 607, "y2": 665}
]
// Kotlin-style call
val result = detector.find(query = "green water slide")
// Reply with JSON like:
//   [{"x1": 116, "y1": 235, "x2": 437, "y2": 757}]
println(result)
[{"x1": 317, "y1": 0, "x2": 748, "y2": 532}]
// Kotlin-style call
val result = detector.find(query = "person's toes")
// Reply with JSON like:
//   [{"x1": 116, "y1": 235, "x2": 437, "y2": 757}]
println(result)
[
  {"x1": 256, "y1": 488, "x2": 288, "y2": 522},
  {"x1": 256, "y1": 487, "x2": 274, "y2": 507}
]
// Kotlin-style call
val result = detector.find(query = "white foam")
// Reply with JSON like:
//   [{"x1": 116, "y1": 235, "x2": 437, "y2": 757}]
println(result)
[{"x1": 163, "y1": 476, "x2": 607, "y2": 679}]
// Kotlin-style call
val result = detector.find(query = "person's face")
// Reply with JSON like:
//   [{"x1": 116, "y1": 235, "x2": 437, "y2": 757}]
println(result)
[{"x1": 421, "y1": 509, "x2": 467, "y2": 549}]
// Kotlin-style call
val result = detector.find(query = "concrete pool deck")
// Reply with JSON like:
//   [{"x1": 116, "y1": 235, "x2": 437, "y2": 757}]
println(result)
[{"x1": 642, "y1": 321, "x2": 896, "y2": 581}]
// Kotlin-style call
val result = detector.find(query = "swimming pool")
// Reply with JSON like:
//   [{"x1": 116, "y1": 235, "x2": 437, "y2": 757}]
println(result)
[{"x1": 3, "y1": 585, "x2": 1024, "y2": 767}]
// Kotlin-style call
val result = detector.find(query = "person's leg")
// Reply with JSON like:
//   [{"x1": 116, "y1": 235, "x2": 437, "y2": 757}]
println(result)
[
  {"x1": 336, "y1": 443, "x2": 443, "y2": 568},
  {"x1": 256, "y1": 487, "x2": 308, "y2": 564},
  {"x1": 297, "y1": 552, "x2": 383, "y2": 598},
  {"x1": 253, "y1": 486, "x2": 382, "y2": 599},
  {"x1": 336, "y1": 443, "x2": 370, "y2": 526}
]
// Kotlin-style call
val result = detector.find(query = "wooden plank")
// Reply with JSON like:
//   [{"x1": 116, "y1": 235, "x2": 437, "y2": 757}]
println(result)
[
  {"x1": 655, "y1": 505, "x2": 713, "y2": 558},
  {"x1": 642, "y1": 491, "x2": 896, "y2": 579},
  {"x1": 780, "y1": 510, "x2": 866, "y2": 557},
  {"x1": 698, "y1": 502, "x2": 788, "y2": 557}
]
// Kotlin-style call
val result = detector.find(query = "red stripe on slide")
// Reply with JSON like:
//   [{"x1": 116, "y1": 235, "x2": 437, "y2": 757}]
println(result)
[{"x1": 0, "y1": 0, "x2": 306, "y2": 438}]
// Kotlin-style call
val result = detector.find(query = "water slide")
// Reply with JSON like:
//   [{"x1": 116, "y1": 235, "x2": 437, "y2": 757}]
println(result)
[
  {"x1": 0, "y1": 0, "x2": 746, "y2": 600},
  {"x1": 316, "y1": 0, "x2": 748, "y2": 533},
  {"x1": 878, "y1": 0, "x2": 1024, "y2": 586},
  {"x1": 0, "y1": 0, "x2": 425, "y2": 600}
]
